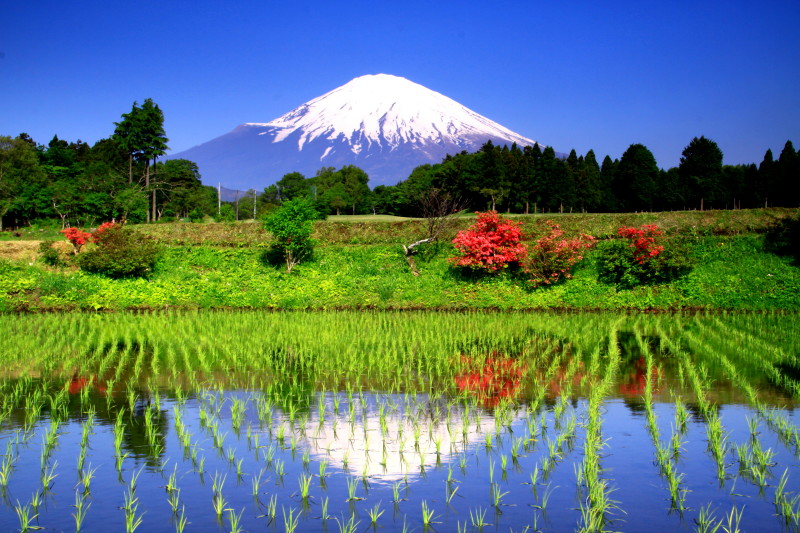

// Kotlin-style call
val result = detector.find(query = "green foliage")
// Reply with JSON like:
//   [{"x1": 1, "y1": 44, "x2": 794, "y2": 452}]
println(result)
[
  {"x1": 216, "y1": 204, "x2": 235, "y2": 222},
  {"x1": 1, "y1": 213, "x2": 799, "y2": 311},
  {"x1": 188, "y1": 208, "x2": 205, "y2": 223},
  {"x1": 264, "y1": 198, "x2": 318, "y2": 272},
  {"x1": 596, "y1": 236, "x2": 692, "y2": 289},
  {"x1": 764, "y1": 211, "x2": 800, "y2": 264},
  {"x1": 77, "y1": 225, "x2": 161, "y2": 278},
  {"x1": 37, "y1": 241, "x2": 64, "y2": 267}
]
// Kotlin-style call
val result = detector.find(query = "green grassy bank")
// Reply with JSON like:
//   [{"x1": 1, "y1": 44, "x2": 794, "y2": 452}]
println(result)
[{"x1": 1, "y1": 209, "x2": 798, "y2": 312}]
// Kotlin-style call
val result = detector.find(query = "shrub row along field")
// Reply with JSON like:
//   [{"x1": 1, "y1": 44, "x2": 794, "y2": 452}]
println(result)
[
  {"x1": 0, "y1": 310, "x2": 797, "y2": 532},
  {"x1": 1, "y1": 208, "x2": 798, "y2": 311}
]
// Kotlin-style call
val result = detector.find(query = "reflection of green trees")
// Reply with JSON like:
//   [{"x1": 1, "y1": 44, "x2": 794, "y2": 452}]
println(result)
[{"x1": 265, "y1": 348, "x2": 314, "y2": 415}]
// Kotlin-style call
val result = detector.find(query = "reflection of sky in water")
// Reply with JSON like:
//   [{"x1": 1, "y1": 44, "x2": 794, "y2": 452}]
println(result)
[{"x1": 256, "y1": 393, "x2": 524, "y2": 483}]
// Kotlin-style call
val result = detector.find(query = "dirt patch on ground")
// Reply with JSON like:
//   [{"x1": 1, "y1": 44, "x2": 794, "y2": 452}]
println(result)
[{"x1": 0, "y1": 240, "x2": 73, "y2": 262}]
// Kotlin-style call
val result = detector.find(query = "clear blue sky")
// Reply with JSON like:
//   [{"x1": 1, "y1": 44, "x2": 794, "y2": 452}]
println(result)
[{"x1": 2, "y1": 0, "x2": 798, "y2": 171}]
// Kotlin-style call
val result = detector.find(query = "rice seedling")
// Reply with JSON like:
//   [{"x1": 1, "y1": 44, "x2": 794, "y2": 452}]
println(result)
[
  {"x1": 123, "y1": 491, "x2": 144, "y2": 533},
  {"x1": 174, "y1": 506, "x2": 188, "y2": 533},
  {"x1": 72, "y1": 490, "x2": 90, "y2": 532},
  {"x1": 470, "y1": 506, "x2": 490, "y2": 529},
  {"x1": 367, "y1": 501, "x2": 384, "y2": 524},
  {"x1": 335, "y1": 512, "x2": 360, "y2": 533},
  {"x1": 490, "y1": 482, "x2": 509, "y2": 509},
  {"x1": 40, "y1": 460, "x2": 58, "y2": 492},
  {"x1": 298, "y1": 473, "x2": 313, "y2": 502},
  {"x1": 282, "y1": 506, "x2": 300, "y2": 533},
  {"x1": 421, "y1": 500, "x2": 439, "y2": 528},
  {"x1": 228, "y1": 507, "x2": 245, "y2": 533},
  {"x1": 14, "y1": 499, "x2": 38, "y2": 532},
  {"x1": 722, "y1": 505, "x2": 744, "y2": 533}
]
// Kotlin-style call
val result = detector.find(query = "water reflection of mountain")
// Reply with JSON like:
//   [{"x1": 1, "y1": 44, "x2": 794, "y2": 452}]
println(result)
[{"x1": 257, "y1": 393, "x2": 522, "y2": 483}]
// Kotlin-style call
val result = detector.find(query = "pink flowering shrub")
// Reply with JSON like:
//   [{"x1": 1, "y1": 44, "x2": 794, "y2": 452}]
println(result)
[
  {"x1": 523, "y1": 221, "x2": 596, "y2": 287},
  {"x1": 450, "y1": 211, "x2": 527, "y2": 272}
]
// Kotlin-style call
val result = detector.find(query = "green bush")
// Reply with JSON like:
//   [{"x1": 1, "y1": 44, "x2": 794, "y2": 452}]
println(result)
[
  {"x1": 264, "y1": 199, "x2": 318, "y2": 273},
  {"x1": 77, "y1": 224, "x2": 161, "y2": 278},
  {"x1": 596, "y1": 237, "x2": 692, "y2": 289},
  {"x1": 764, "y1": 211, "x2": 800, "y2": 264},
  {"x1": 188, "y1": 208, "x2": 205, "y2": 223},
  {"x1": 37, "y1": 241, "x2": 63, "y2": 267}
]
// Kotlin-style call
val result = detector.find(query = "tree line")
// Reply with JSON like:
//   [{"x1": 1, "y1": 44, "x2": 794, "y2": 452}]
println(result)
[
  {"x1": 370, "y1": 137, "x2": 800, "y2": 216},
  {"x1": 2, "y1": 97, "x2": 798, "y2": 229},
  {"x1": 0, "y1": 99, "x2": 217, "y2": 230}
]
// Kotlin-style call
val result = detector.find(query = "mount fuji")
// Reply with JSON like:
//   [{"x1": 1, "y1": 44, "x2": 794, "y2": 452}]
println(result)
[{"x1": 171, "y1": 74, "x2": 541, "y2": 190}]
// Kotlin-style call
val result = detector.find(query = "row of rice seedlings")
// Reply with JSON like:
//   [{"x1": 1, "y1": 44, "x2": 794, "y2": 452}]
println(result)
[
  {"x1": 656, "y1": 321, "x2": 730, "y2": 484},
  {"x1": 576, "y1": 321, "x2": 622, "y2": 533},
  {"x1": 773, "y1": 469, "x2": 800, "y2": 528},
  {"x1": 679, "y1": 319, "x2": 800, "y2": 458},
  {"x1": 635, "y1": 323, "x2": 690, "y2": 513},
  {"x1": 694, "y1": 314, "x2": 800, "y2": 398}
]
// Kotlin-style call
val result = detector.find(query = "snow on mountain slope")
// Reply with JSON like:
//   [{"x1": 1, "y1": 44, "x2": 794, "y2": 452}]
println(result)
[
  {"x1": 171, "y1": 74, "x2": 541, "y2": 190},
  {"x1": 248, "y1": 74, "x2": 536, "y2": 153}
]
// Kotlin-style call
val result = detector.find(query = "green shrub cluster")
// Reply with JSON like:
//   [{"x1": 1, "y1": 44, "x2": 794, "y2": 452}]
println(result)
[
  {"x1": 77, "y1": 224, "x2": 161, "y2": 278},
  {"x1": 596, "y1": 237, "x2": 692, "y2": 289},
  {"x1": 37, "y1": 241, "x2": 64, "y2": 267}
]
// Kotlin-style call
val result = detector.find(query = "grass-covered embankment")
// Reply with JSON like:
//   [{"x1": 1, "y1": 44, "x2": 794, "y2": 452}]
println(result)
[{"x1": 1, "y1": 209, "x2": 798, "y2": 311}]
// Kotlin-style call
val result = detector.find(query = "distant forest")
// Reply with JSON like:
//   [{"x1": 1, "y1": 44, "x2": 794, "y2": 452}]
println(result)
[{"x1": 1, "y1": 111, "x2": 798, "y2": 229}]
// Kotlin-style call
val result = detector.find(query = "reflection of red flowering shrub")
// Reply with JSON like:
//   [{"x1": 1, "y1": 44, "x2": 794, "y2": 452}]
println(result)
[
  {"x1": 455, "y1": 352, "x2": 526, "y2": 407},
  {"x1": 450, "y1": 211, "x2": 527, "y2": 272},
  {"x1": 618, "y1": 357, "x2": 662, "y2": 396},
  {"x1": 68, "y1": 375, "x2": 107, "y2": 395},
  {"x1": 60, "y1": 227, "x2": 93, "y2": 254},
  {"x1": 523, "y1": 221, "x2": 596, "y2": 287}
]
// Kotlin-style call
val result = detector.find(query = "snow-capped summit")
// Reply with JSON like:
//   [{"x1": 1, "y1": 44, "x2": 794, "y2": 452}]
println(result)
[{"x1": 171, "y1": 74, "x2": 541, "y2": 189}]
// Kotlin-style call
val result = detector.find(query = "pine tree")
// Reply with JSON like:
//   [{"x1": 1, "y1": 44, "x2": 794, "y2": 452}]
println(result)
[
  {"x1": 615, "y1": 144, "x2": 658, "y2": 212},
  {"x1": 776, "y1": 140, "x2": 800, "y2": 206},
  {"x1": 679, "y1": 136, "x2": 723, "y2": 210}
]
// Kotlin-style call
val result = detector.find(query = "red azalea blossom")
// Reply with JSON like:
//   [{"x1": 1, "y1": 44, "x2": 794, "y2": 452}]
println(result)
[
  {"x1": 617, "y1": 224, "x2": 664, "y2": 264},
  {"x1": 450, "y1": 211, "x2": 527, "y2": 272},
  {"x1": 60, "y1": 227, "x2": 93, "y2": 253},
  {"x1": 92, "y1": 221, "x2": 118, "y2": 243},
  {"x1": 524, "y1": 221, "x2": 596, "y2": 287}
]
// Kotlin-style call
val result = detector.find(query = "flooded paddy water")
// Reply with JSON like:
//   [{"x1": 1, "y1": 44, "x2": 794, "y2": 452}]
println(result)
[{"x1": 0, "y1": 310, "x2": 797, "y2": 532}]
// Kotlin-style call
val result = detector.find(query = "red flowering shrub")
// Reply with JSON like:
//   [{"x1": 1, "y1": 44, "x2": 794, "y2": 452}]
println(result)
[
  {"x1": 77, "y1": 223, "x2": 161, "y2": 278},
  {"x1": 92, "y1": 221, "x2": 118, "y2": 243},
  {"x1": 450, "y1": 211, "x2": 527, "y2": 272},
  {"x1": 60, "y1": 227, "x2": 93, "y2": 254},
  {"x1": 617, "y1": 224, "x2": 664, "y2": 264},
  {"x1": 523, "y1": 221, "x2": 596, "y2": 287}
]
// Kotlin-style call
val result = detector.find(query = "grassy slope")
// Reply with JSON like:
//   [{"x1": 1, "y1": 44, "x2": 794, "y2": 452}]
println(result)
[{"x1": 0, "y1": 209, "x2": 798, "y2": 311}]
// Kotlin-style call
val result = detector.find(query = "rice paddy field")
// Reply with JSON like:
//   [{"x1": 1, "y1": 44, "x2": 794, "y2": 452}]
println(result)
[{"x1": 0, "y1": 310, "x2": 798, "y2": 532}]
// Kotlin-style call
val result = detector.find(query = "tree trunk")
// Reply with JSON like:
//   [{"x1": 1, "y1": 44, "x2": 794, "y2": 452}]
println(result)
[
  {"x1": 152, "y1": 158, "x2": 158, "y2": 221},
  {"x1": 402, "y1": 238, "x2": 434, "y2": 277},
  {"x1": 145, "y1": 160, "x2": 151, "y2": 223}
]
